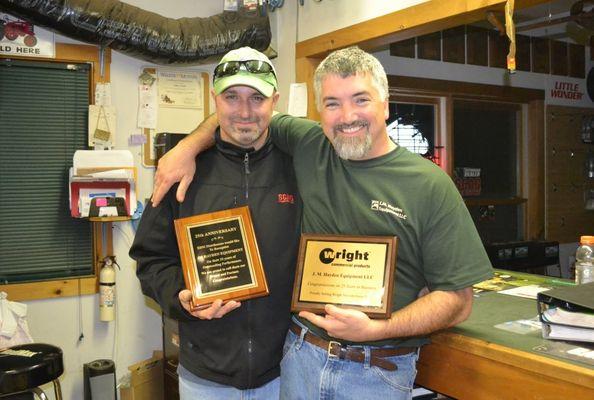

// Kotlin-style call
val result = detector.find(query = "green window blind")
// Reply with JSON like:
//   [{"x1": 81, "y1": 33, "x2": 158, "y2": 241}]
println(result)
[{"x1": 0, "y1": 59, "x2": 93, "y2": 283}]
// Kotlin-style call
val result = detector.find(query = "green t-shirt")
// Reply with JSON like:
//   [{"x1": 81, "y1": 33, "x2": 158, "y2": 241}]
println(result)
[{"x1": 270, "y1": 114, "x2": 493, "y2": 346}]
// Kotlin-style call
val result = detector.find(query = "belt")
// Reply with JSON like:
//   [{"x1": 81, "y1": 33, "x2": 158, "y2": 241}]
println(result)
[{"x1": 289, "y1": 323, "x2": 417, "y2": 371}]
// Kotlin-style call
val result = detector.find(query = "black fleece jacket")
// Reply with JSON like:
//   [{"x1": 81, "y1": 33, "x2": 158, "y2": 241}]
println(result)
[{"x1": 130, "y1": 130, "x2": 301, "y2": 389}]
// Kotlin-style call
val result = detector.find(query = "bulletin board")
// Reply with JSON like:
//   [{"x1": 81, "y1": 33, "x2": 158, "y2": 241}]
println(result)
[
  {"x1": 140, "y1": 68, "x2": 210, "y2": 167},
  {"x1": 546, "y1": 105, "x2": 594, "y2": 243}
]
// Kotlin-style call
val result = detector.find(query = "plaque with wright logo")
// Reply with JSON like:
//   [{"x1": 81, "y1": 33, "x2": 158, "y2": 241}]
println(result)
[
  {"x1": 174, "y1": 206, "x2": 268, "y2": 309},
  {"x1": 291, "y1": 234, "x2": 397, "y2": 319}
]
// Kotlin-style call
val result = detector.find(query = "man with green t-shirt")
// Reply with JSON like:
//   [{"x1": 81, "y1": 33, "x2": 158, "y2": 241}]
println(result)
[{"x1": 151, "y1": 47, "x2": 492, "y2": 400}]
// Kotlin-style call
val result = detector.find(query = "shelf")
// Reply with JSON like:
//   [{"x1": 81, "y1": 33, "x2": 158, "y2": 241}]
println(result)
[{"x1": 464, "y1": 197, "x2": 527, "y2": 206}]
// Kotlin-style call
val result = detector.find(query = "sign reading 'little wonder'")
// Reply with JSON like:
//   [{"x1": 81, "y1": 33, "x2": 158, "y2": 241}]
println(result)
[
  {"x1": 291, "y1": 234, "x2": 397, "y2": 319},
  {"x1": 174, "y1": 206, "x2": 268, "y2": 309}
]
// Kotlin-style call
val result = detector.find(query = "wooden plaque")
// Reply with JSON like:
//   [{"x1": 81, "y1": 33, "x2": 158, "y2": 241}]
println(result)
[
  {"x1": 291, "y1": 234, "x2": 397, "y2": 319},
  {"x1": 174, "y1": 206, "x2": 268, "y2": 308}
]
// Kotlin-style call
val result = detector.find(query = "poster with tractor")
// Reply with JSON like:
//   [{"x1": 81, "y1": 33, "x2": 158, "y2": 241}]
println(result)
[{"x1": 0, "y1": 13, "x2": 54, "y2": 58}]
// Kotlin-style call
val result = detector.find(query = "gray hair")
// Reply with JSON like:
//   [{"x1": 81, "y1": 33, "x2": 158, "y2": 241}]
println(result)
[{"x1": 313, "y1": 46, "x2": 389, "y2": 111}]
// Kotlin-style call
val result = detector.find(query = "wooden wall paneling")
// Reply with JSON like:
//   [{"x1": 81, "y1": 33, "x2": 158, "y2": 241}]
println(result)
[
  {"x1": 387, "y1": 75, "x2": 544, "y2": 103},
  {"x1": 390, "y1": 38, "x2": 416, "y2": 58},
  {"x1": 568, "y1": 43, "x2": 585, "y2": 78},
  {"x1": 489, "y1": 30, "x2": 509, "y2": 68},
  {"x1": 418, "y1": 31, "x2": 442, "y2": 61},
  {"x1": 467, "y1": 25, "x2": 489, "y2": 66},
  {"x1": 526, "y1": 100, "x2": 545, "y2": 240},
  {"x1": 517, "y1": 107, "x2": 526, "y2": 238},
  {"x1": 516, "y1": 34, "x2": 531, "y2": 72},
  {"x1": 545, "y1": 106, "x2": 594, "y2": 243},
  {"x1": 296, "y1": 0, "x2": 552, "y2": 60},
  {"x1": 444, "y1": 96, "x2": 454, "y2": 176},
  {"x1": 442, "y1": 26, "x2": 466, "y2": 64},
  {"x1": 296, "y1": 0, "x2": 552, "y2": 122},
  {"x1": 550, "y1": 40, "x2": 568, "y2": 76},
  {"x1": 532, "y1": 37, "x2": 550, "y2": 74}
]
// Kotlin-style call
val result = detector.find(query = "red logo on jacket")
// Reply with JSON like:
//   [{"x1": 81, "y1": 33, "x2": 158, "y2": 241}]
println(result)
[{"x1": 277, "y1": 193, "x2": 295, "y2": 204}]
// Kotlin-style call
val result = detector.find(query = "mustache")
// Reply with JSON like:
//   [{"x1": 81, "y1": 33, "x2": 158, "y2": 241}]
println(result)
[
  {"x1": 231, "y1": 117, "x2": 259, "y2": 123},
  {"x1": 334, "y1": 120, "x2": 369, "y2": 132}
]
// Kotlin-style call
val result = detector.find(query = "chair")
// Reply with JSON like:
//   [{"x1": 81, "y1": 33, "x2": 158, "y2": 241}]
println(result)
[{"x1": 0, "y1": 343, "x2": 63, "y2": 400}]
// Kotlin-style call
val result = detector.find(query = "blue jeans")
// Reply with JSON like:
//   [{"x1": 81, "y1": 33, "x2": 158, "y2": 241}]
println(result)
[
  {"x1": 178, "y1": 364, "x2": 280, "y2": 400},
  {"x1": 280, "y1": 318, "x2": 419, "y2": 400}
]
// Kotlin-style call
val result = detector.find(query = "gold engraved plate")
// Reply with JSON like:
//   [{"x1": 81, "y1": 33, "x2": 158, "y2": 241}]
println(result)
[
  {"x1": 174, "y1": 206, "x2": 268, "y2": 309},
  {"x1": 292, "y1": 234, "x2": 397, "y2": 319}
]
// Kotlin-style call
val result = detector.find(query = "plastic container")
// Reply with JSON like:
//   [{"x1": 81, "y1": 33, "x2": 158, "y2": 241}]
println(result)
[{"x1": 575, "y1": 235, "x2": 594, "y2": 284}]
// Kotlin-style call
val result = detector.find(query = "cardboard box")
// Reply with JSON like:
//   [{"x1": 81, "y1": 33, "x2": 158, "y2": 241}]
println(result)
[{"x1": 120, "y1": 351, "x2": 164, "y2": 400}]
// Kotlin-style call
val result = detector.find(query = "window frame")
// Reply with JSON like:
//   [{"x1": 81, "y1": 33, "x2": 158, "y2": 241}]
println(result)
[
  {"x1": 387, "y1": 74, "x2": 545, "y2": 240},
  {"x1": 388, "y1": 95, "x2": 442, "y2": 164},
  {"x1": 0, "y1": 43, "x2": 111, "y2": 301}
]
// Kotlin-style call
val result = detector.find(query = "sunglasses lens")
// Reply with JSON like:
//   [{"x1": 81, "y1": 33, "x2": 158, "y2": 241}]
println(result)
[
  {"x1": 244, "y1": 60, "x2": 273, "y2": 74},
  {"x1": 214, "y1": 60, "x2": 275, "y2": 83},
  {"x1": 214, "y1": 61, "x2": 241, "y2": 79}
]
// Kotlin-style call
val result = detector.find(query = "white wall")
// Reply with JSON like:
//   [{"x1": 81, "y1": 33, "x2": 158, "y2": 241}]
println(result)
[{"x1": 296, "y1": 0, "x2": 428, "y2": 41}]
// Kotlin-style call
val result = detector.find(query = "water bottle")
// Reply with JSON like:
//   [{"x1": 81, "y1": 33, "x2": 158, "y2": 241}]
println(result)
[{"x1": 575, "y1": 236, "x2": 594, "y2": 284}]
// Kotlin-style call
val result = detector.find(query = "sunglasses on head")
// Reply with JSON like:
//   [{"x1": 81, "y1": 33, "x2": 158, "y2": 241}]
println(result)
[{"x1": 213, "y1": 60, "x2": 275, "y2": 82}]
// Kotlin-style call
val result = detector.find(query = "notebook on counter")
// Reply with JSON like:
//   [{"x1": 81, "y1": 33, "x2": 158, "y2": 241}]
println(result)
[{"x1": 537, "y1": 282, "x2": 594, "y2": 343}]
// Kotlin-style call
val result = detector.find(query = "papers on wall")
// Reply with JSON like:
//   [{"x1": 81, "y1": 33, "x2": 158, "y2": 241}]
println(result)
[
  {"x1": 88, "y1": 105, "x2": 116, "y2": 148},
  {"x1": 138, "y1": 71, "x2": 158, "y2": 129},
  {"x1": 95, "y1": 83, "x2": 112, "y2": 106},
  {"x1": 288, "y1": 83, "x2": 308, "y2": 117},
  {"x1": 157, "y1": 70, "x2": 203, "y2": 109},
  {"x1": 138, "y1": 67, "x2": 209, "y2": 167}
]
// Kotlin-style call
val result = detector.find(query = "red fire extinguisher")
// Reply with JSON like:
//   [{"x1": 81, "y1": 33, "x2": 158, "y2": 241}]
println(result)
[{"x1": 99, "y1": 256, "x2": 119, "y2": 322}]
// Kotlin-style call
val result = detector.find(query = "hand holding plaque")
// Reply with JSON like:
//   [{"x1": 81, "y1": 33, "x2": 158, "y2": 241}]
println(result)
[
  {"x1": 291, "y1": 234, "x2": 397, "y2": 319},
  {"x1": 174, "y1": 206, "x2": 268, "y2": 309}
]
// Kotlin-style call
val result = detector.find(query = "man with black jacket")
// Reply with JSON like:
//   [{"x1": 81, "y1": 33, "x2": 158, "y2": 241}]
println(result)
[{"x1": 129, "y1": 47, "x2": 301, "y2": 399}]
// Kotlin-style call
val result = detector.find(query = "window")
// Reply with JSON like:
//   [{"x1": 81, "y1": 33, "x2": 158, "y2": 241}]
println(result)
[
  {"x1": 0, "y1": 44, "x2": 110, "y2": 301},
  {"x1": 387, "y1": 97, "x2": 441, "y2": 165},
  {"x1": 453, "y1": 101, "x2": 521, "y2": 199},
  {"x1": 0, "y1": 59, "x2": 93, "y2": 283},
  {"x1": 386, "y1": 74, "x2": 545, "y2": 240},
  {"x1": 453, "y1": 100, "x2": 524, "y2": 243}
]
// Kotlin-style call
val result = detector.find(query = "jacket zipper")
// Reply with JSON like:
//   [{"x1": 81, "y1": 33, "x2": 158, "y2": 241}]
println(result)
[
  {"x1": 247, "y1": 301, "x2": 253, "y2": 387},
  {"x1": 244, "y1": 151, "x2": 253, "y2": 386},
  {"x1": 244, "y1": 153, "x2": 250, "y2": 199}
]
